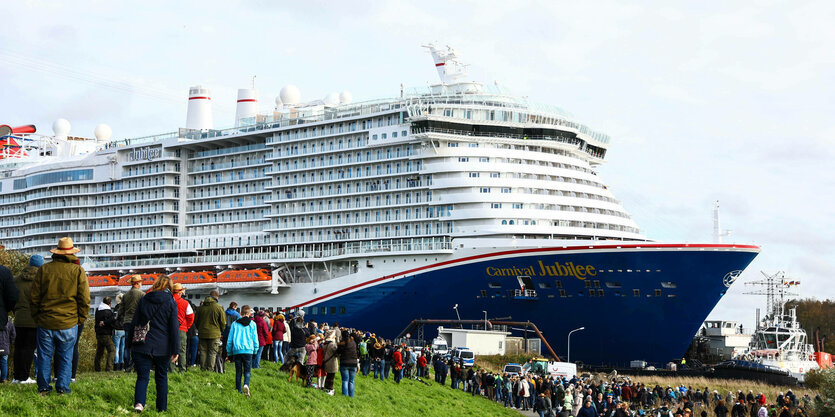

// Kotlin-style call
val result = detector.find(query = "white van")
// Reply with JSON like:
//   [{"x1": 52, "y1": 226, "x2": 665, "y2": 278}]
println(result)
[{"x1": 431, "y1": 337, "x2": 449, "y2": 356}]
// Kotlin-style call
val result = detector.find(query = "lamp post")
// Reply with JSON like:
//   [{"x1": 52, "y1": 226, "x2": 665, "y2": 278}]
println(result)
[
  {"x1": 453, "y1": 304, "x2": 461, "y2": 321},
  {"x1": 567, "y1": 326, "x2": 585, "y2": 363},
  {"x1": 483, "y1": 310, "x2": 488, "y2": 330}
]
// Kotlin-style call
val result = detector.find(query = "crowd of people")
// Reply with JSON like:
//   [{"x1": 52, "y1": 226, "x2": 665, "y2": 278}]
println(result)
[{"x1": 0, "y1": 238, "x2": 829, "y2": 416}]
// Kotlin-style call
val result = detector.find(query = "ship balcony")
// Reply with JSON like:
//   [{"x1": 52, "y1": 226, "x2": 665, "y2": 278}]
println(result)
[{"x1": 513, "y1": 289, "x2": 539, "y2": 300}]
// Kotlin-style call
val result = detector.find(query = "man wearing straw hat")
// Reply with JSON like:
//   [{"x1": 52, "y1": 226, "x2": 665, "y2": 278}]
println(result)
[
  {"x1": 118, "y1": 274, "x2": 145, "y2": 372},
  {"x1": 30, "y1": 237, "x2": 90, "y2": 395}
]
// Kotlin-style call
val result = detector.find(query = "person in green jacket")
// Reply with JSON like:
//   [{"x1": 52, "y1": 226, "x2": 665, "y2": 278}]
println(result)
[
  {"x1": 12, "y1": 254, "x2": 41, "y2": 383},
  {"x1": 195, "y1": 290, "x2": 226, "y2": 371},
  {"x1": 30, "y1": 237, "x2": 90, "y2": 395},
  {"x1": 118, "y1": 275, "x2": 145, "y2": 372}
]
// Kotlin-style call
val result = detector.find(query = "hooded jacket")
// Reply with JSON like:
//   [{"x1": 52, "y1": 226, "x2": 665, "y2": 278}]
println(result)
[
  {"x1": 270, "y1": 318, "x2": 286, "y2": 342},
  {"x1": 128, "y1": 290, "x2": 179, "y2": 357},
  {"x1": 195, "y1": 296, "x2": 226, "y2": 339},
  {"x1": 94, "y1": 303, "x2": 117, "y2": 336},
  {"x1": 254, "y1": 314, "x2": 270, "y2": 347},
  {"x1": 30, "y1": 255, "x2": 89, "y2": 330},
  {"x1": 226, "y1": 316, "x2": 258, "y2": 356},
  {"x1": 13, "y1": 266, "x2": 37, "y2": 328},
  {"x1": 337, "y1": 333, "x2": 358, "y2": 367}
]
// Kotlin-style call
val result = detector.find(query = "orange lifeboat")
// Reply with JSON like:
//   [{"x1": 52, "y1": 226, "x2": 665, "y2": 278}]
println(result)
[
  {"x1": 217, "y1": 269, "x2": 272, "y2": 290},
  {"x1": 88, "y1": 275, "x2": 119, "y2": 294},
  {"x1": 170, "y1": 271, "x2": 217, "y2": 290},
  {"x1": 118, "y1": 273, "x2": 164, "y2": 292}
]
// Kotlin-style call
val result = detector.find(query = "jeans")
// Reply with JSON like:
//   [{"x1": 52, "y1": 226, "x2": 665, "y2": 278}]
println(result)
[
  {"x1": 133, "y1": 352, "x2": 170, "y2": 412},
  {"x1": 187, "y1": 335, "x2": 199, "y2": 366},
  {"x1": 360, "y1": 356, "x2": 370, "y2": 376},
  {"x1": 504, "y1": 391, "x2": 514, "y2": 407},
  {"x1": 340, "y1": 366, "x2": 356, "y2": 397},
  {"x1": 122, "y1": 323, "x2": 133, "y2": 369},
  {"x1": 290, "y1": 346, "x2": 305, "y2": 365},
  {"x1": 0, "y1": 355, "x2": 7, "y2": 381},
  {"x1": 252, "y1": 346, "x2": 264, "y2": 368},
  {"x1": 71, "y1": 322, "x2": 83, "y2": 379},
  {"x1": 233, "y1": 354, "x2": 252, "y2": 393},
  {"x1": 112, "y1": 330, "x2": 125, "y2": 365},
  {"x1": 394, "y1": 367, "x2": 403, "y2": 383},
  {"x1": 13, "y1": 326, "x2": 37, "y2": 381},
  {"x1": 374, "y1": 359, "x2": 384, "y2": 379},
  {"x1": 272, "y1": 341, "x2": 284, "y2": 363},
  {"x1": 36, "y1": 325, "x2": 76, "y2": 394},
  {"x1": 383, "y1": 361, "x2": 391, "y2": 380}
]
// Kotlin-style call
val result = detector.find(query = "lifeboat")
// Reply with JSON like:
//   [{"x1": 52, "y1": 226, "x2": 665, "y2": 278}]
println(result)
[
  {"x1": 88, "y1": 275, "x2": 119, "y2": 294},
  {"x1": 217, "y1": 268, "x2": 272, "y2": 290},
  {"x1": 170, "y1": 271, "x2": 217, "y2": 290},
  {"x1": 118, "y1": 273, "x2": 164, "y2": 292}
]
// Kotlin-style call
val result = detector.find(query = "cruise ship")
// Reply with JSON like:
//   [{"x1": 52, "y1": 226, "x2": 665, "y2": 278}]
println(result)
[{"x1": 0, "y1": 45, "x2": 759, "y2": 365}]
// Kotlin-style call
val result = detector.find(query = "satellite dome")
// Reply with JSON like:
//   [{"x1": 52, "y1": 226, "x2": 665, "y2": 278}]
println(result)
[
  {"x1": 94, "y1": 124, "x2": 112, "y2": 141},
  {"x1": 52, "y1": 118, "x2": 71, "y2": 137},
  {"x1": 323, "y1": 92, "x2": 340, "y2": 106},
  {"x1": 279, "y1": 85, "x2": 301, "y2": 105},
  {"x1": 339, "y1": 91, "x2": 353, "y2": 104},
  {"x1": 274, "y1": 96, "x2": 283, "y2": 107}
]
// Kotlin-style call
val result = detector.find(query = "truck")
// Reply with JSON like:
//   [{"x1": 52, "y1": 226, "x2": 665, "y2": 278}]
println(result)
[
  {"x1": 431, "y1": 337, "x2": 449, "y2": 356},
  {"x1": 451, "y1": 347, "x2": 475, "y2": 367},
  {"x1": 503, "y1": 363, "x2": 523, "y2": 376},
  {"x1": 522, "y1": 358, "x2": 577, "y2": 378}
]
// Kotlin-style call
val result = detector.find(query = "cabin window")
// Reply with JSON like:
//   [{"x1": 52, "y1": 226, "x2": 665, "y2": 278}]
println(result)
[
  {"x1": 488, "y1": 283, "x2": 501, "y2": 289},
  {"x1": 660, "y1": 281, "x2": 677, "y2": 288},
  {"x1": 633, "y1": 289, "x2": 640, "y2": 297}
]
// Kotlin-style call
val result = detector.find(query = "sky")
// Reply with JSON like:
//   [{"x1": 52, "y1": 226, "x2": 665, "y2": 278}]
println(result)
[{"x1": 1, "y1": 0, "x2": 833, "y2": 329}]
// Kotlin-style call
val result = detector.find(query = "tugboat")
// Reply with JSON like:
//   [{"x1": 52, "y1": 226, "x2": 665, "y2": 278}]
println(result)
[{"x1": 715, "y1": 271, "x2": 820, "y2": 384}]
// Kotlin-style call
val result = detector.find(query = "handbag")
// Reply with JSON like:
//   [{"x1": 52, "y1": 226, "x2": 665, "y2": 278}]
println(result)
[{"x1": 132, "y1": 303, "x2": 164, "y2": 345}]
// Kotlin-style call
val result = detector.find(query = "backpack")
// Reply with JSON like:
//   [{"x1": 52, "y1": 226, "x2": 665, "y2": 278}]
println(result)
[{"x1": 359, "y1": 340, "x2": 368, "y2": 356}]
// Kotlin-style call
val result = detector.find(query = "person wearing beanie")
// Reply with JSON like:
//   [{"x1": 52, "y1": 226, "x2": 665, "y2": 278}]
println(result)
[{"x1": 11, "y1": 257, "x2": 39, "y2": 383}]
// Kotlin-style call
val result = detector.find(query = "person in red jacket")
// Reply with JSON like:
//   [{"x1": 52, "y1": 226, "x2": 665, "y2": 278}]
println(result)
[
  {"x1": 392, "y1": 347, "x2": 404, "y2": 383},
  {"x1": 251, "y1": 310, "x2": 270, "y2": 369},
  {"x1": 417, "y1": 353, "x2": 427, "y2": 378},
  {"x1": 271, "y1": 314, "x2": 287, "y2": 364},
  {"x1": 172, "y1": 283, "x2": 194, "y2": 373}
]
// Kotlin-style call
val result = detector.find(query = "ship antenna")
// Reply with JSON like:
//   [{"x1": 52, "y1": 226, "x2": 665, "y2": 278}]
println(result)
[
  {"x1": 252, "y1": 75, "x2": 256, "y2": 89},
  {"x1": 712, "y1": 200, "x2": 732, "y2": 243},
  {"x1": 744, "y1": 271, "x2": 799, "y2": 326}
]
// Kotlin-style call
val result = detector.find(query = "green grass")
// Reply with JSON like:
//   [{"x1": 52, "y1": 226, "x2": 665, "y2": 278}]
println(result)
[{"x1": 0, "y1": 361, "x2": 519, "y2": 416}]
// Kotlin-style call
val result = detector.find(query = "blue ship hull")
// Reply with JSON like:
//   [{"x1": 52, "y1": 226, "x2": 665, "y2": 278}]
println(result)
[{"x1": 298, "y1": 243, "x2": 759, "y2": 366}]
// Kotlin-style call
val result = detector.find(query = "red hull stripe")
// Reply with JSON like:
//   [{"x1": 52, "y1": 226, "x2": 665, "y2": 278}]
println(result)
[
  {"x1": 189, "y1": 96, "x2": 211, "y2": 100},
  {"x1": 285, "y1": 243, "x2": 760, "y2": 310},
  {"x1": 435, "y1": 62, "x2": 445, "y2": 67},
  {"x1": 237, "y1": 99, "x2": 257, "y2": 103}
]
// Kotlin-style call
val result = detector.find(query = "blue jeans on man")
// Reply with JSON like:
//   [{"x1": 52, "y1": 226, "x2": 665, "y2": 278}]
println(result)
[
  {"x1": 112, "y1": 329, "x2": 125, "y2": 367},
  {"x1": 251, "y1": 346, "x2": 264, "y2": 368},
  {"x1": 36, "y1": 325, "x2": 77, "y2": 394},
  {"x1": 373, "y1": 359, "x2": 384, "y2": 379},
  {"x1": 133, "y1": 352, "x2": 170, "y2": 412},
  {"x1": 71, "y1": 323, "x2": 83, "y2": 379},
  {"x1": 504, "y1": 390, "x2": 514, "y2": 408},
  {"x1": 360, "y1": 355, "x2": 370, "y2": 376},
  {"x1": 187, "y1": 335, "x2": 199, "y2": 366},
  {"x1": 0, "y1": 355, "x2": 8, "y2": 381},
  {"x1": 272, "y1": 341, "x2": 284, "y2": 363},
  {"x1": 340, "y1": 365, "x2": 356, "y2": 397},
  {"x1": 234, "y1": 354, "x2": 253, "y2": 393},
  {"x1": 383, "y1": 360, "x2": 391, "y2": 380}
]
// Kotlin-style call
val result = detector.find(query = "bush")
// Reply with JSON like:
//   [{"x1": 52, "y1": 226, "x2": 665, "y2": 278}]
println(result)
[
  {"x1": 806, "y1": 368, "x2": 835, "y2": 417},
  {"x1": 0, "y1": 248, "x2": 30, "y2": 276}
]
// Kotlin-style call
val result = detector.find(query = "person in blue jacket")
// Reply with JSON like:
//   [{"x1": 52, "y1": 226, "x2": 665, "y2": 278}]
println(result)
[
  {"x1": 226, "y1": 304, "x2": 258, "y2": 396},
  {"x1": 128, "y1": 276, "x2": 179, "y2": 413}
]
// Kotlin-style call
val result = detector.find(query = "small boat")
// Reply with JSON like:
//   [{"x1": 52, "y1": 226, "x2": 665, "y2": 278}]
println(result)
[
  {"x1": 88, "y1": 275, "x2": 119, "y2": 295},
  {"x1": 170, "y1": 271, "x2": 217, "y2": 290},
  {"x1": 118, "y1": 273, "x2": 165, "y2": 292},
  {"x1": 217, "y1": 268, "x2": 272, "y2": 290}
]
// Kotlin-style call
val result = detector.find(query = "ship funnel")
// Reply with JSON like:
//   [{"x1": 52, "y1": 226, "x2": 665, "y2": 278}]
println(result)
[
  {"x1": 235, "y1": 87, "x2": 258, "y2": 127},
  {"x1": 186, "y1": 86, "x2": 213, "y2": 130}
]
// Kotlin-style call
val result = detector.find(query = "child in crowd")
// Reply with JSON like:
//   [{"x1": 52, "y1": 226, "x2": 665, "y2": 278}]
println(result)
[
  {"x1": 304, "y1": 335, "x2": 319, "y2": 388},
  {"x1": 226, "y1": 305, "x2": 259, "y2": 397}
]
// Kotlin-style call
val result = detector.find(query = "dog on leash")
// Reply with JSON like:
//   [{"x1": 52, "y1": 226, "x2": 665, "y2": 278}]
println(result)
[{"x1": 281, "y1": 361, "x2": 309, "y2": 384}]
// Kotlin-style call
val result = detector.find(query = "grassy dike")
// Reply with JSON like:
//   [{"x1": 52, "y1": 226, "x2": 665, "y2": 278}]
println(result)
[{"x1": 0, "y1": 361, "x2": 518, "y2": 417}]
